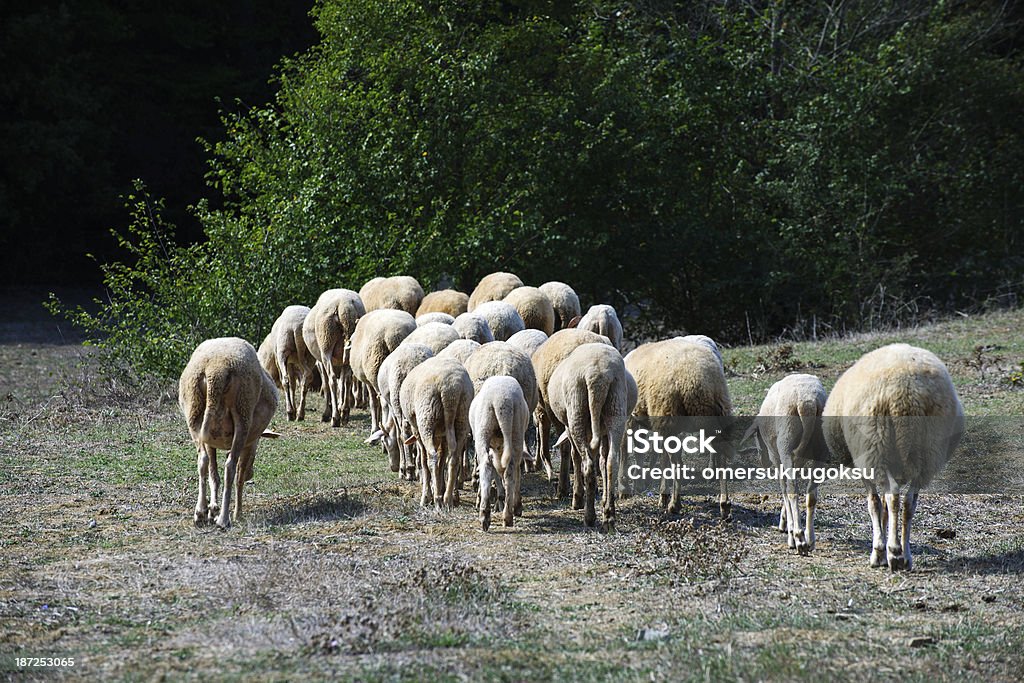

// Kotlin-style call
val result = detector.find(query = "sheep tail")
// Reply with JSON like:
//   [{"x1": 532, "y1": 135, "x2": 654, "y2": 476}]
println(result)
[
  {"x1": 587, "y1": 380, "x2": 610, "y2": 452},
  {"x1": 199, "y1": 369, "x2": 228, "y2": 443},
  {"x1": 792, "y1": 401, "x2": 818, "y2": 462}
]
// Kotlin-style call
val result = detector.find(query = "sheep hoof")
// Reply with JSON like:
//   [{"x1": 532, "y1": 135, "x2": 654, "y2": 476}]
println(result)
[
  {"x1": 481, "y1": 514, "x2": 491, "y2": 531},
  {"x1": 667, "y1": 500, "x2": 681, "y2": 515},
  {"x1": 331, "y1": 415, "x2": 341, "y2": 428},
  {"x1": 604, "y1": 517, "x2": 616, "y2": 533},
  {"x1": 514, "y1": 501, "x2": 523, "y2": 517},
  {"x1": 296, "y1": 410, "x2": 305, "y2": 421},
  {"x1": 888, "y1": 548, "x2": 907, "y2": 571},
  {"x1": 320, "y1": 412, "x2": 331, "y2": 423},
  {"x1": 571, "y1": 496, "x2": 584, "y2": 511},
  {"x1": 287, "y1": 410, "x2": 296, "y2": 421},
  {"x1": 659, "y1": 493, "x2": 670, "y2": 508},
  {"x1": 719, "y1": 501, "x2": 732, "y2": 521},
  {"x1": 788, "y1": 534, "x2": 797, "y2": 549},
  {"x1": 617, "y1": 486, "x2": 631, "y2": 500},
  {"x1": 193, "y1": 511, "x2": 208, "y2": 527},
  {"x1": 215, "y1": 515, "x2": 231, "y2": 530},
  {"x1": 584, "y1": 512, "x2": 597, "y2": 528},
  {"x1": 503, "y1": 514, "x2": 514, "y2": 528},
  {"x1": 870, "y1": 548, "x2": 886, "y2": 567},
  {"x1": 797, "y1": 543, "x2": 811, "y2": 557}
]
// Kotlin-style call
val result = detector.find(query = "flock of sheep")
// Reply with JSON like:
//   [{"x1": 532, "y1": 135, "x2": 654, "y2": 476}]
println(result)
[{"x1": 178, "y1": 272, "x2": 964, "y2": 571}]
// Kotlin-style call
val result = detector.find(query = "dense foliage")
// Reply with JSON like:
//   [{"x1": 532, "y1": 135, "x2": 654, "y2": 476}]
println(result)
[{"x1": 58, "y1": 0, "x2": 1024, "y2": 378}]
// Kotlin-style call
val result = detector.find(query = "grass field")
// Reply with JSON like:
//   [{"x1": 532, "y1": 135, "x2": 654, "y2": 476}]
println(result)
[{"x1": 1, "y1": 308, "x2": 1023, "y2": 681}]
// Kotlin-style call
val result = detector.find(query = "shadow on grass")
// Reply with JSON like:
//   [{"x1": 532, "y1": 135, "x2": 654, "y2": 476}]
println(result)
[
  {"x1": 256, "y1": 490, "x2": 369, "y2": 526},
  {"x1": 938, "y1": 548, "x2": 1024, "y2": 575}
]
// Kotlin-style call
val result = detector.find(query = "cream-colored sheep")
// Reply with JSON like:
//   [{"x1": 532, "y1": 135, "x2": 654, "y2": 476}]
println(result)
[
  {"x1": 532, "y1": 329, "x2": 614, "y2": 491},
  {"x1": 472, "y1": 301, "x2": 525, "y2": 342},
  {"x1": 677, "y1": 334, "x2": 722, "y2": 366},
  {"x1": 547, "y1": 343, "x2": 633, "y2": 529},
  {"x1": 453, "y1": 312, "x2": 495, "y2": 344},
  {"x1": 417, "y1": 289, "x2": 469, "y2": 317},
  {"x1": 464, "y1": 342, "x2": 539, "y2": 413},
  {"x1": 400, "y1": 321, "x2": 460, "y2": 354},
  {"x1": 179, "y1": 338, "x2": 279, "y2": 529},
  {"x1": 375, "y1": 343, "x2": 434, "y2": 480},
  {"x1": 309, "y1": 289, "x2": 366, "y2": 427},
  {"x1": 416, "y1": 312, "x2": 456, "y2": 326},
  {"x1": 503, "y1": 286, "x2": 555, "y2": 336},
  {"x1": 823, "y1": 344, "x2": 963, "y2": 571},
  {"x1": 746, "y1": 373, "x2": 827, "y2": 554},
  {"x1": 270, "y1": 305, "x2": 317, "y2": 421},
  {"x1": 506, "y1": 329, "x2": 548, "y2": 359},
  {"x1": 257, "y1": 333, "x2": 281, "y2": 388},
  {"x1": 400, "y1": 356, "x2": 474, "y2": 511},
  {"x1": 538, "y1": 281, "x2": 581, "y2": 331},
  {"x1": 301, "y1": 312, "x2": 331, "y2": 422},
  {"x1": 470, "y1": 376, "x2": 532, "y2": 530},
  {"x1": 437, "y1": 339, "x2": 481, "y2": 365},
  {"x1": 360, "y1": 275, "x2": 424, "y2": 315},
  {"x1": 468, "y1": 272, "x2": 524, "y2": 310},
  {"x1": 350, "y1": 308, "x2": 417, "y2": 434},
  {"x1": 577, "y1": 304, "x2": 623, "y2": 351},
  {"x1": 625, "y1": 338, "x2": 734, "y2": 518}
]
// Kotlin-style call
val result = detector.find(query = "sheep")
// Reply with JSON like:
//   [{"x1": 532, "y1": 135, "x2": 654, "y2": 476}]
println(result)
[
  {"x1": 309, "y1": 289, "x2": 366, "y2": 427},
  {"x1": 577, "y1": 304, "x2": 623, "y2": 352},
  {"x1": 375, "y1": 342, "x2": 434, "y2": 479},
  {"x1": 538, "y1": 281, "x2": 581, "y2": 331},
  {"x1": 269, "y1": 305, "x2": 317, "y2": 421},
  {"x1": 464, "y1": 342, "x2": 539, "y2": 413},
  {"x1": 350, "y1": 308, "x2": 417, "y2": 435},
  {"x1": 179, "y1": 338, "x2": 279, "y2": 529},
  {"x1": 400, "y1": 356, "x2": 474, "y2": 511},
  {"x1": 360, "y1": 275, "x2": 424, "y2": 315},
  {"x1": 532, "y1": 329, "x2": 614, "y2": 492},
  {"x1": 301, "y1": 311, "x2": 332, "y2": 422},
  {"x1": 506, "y1": 329, "x2": 548, "y2": 359},
  {"x1": 416, "y1": 312, "x2": 456, "y2": 327},
  {"x1": 676, "y1": 334, "x2": 723, "y2": 367},
  {"x1": 453, "y1": 312, "x2": 495, "y2": 344},
  {"x1": 625, "y1": 338, "x2": 734, "y2": 518},
  {"x1": 548, "y1": 343, "x2": 633, "y2": 529},
  {"x1": 468, "y1": 271, "x2": 524, "y2": 311},
  {"x1": 472, "y1": 300, "x2": 526, "y2": 342},
  {"x1": 417, "y1": 289, "x2": 469, "y2": 318},
  {"x1": 257, "y1": 333, "x2": 281, "y2": 388},
  {"x1": 470, "y1": 376, "x2": 533, "y2": 530},
  {"x1": 822, "y1": 344, "x2": 964, "y2": 571},
  {"x1": 744, "y1": 374, "x2": 828, "y2": 555},
  {"x1": 503, "y1": 286, "x2": 556, "y2": 336},
  {"x1": 400, "y1": 321, "x2": 460, "y2": 354},
  {"x1": 438, "y1": 339, "x2": 481, "y2": 365}
]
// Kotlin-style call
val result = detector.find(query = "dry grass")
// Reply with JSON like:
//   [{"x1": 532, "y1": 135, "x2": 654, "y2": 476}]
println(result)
[{"x1": 1, "y1": 309, "x2": 1024, "y2": 680}]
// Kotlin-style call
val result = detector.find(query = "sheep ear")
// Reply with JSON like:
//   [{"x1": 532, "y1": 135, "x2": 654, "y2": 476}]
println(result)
[
  {"x1": 261, "y1": 430, "x2": 281, "y2": 439},
  {"x1": 567, "y1": 315, "x2": 581, "y2": 328},
  {"x1": 404, "y1": 434, "x2": 418, "y2": 445},
  {"x1": 553, "y1": 430, "x2": 570, "y2": 447},
  {"x1": 365, "y1": 429, "x2": 384, "y2": 445}
]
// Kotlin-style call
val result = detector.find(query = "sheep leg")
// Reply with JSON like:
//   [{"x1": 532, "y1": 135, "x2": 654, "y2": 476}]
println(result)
[
  {"x1": 778, "y1": 443, "x2": 805, "y2": 550},
  {"x1": 557, "y1": 440, "x2": 572, "y2": 499},
  {"x1": 901, "y1": 485, "x2": 919, "y2": 571},
  {"x1": 716, "y1": 448, "x2": 731, "y2": 521},
  {"x1": 340, "y1": 367, "x2": 354, "y2": 426},
  {"x1": 602, "y1": 437, "x2": 616, "y2": 531},
  {"x1": 501, "y1": 462, "x2": 516, "y2": 527},
  {"x1": 323, "y1": 351, "x2": 342, "y2": 428},
  {"x1": 537, "y1": 409, "x2": 554, "y2": 481},
  {"x1": 443, "y1": 437, "x2": 459, "y2": 512},
  {"x1": 582, "y1": 450, "x2": 597, "y2": 528},
  {"x1": 805, "y1": 481, "x2": 818, "y2": 553},
  {"x1": 368, "y1": 389, "x2": 382, "y2": 434},
  {"x1": 885, "y1": 474, "x2": 906, "y2": 571},
  {"x1": 206, "y1": 447, "x2": 220, "y2": 522},
  {"x1": 479, "y1": 456, "x2": 494, "y2": 531},
  {"x1": 570, "y1": 445, "x2": 585, "y2": 510},
  {"x1": 234, "y1": 443, "x2": 256, "y2": 522},
  {"x1": 659, "y1": 450, "x2": 670, "y2": 509},
  {"x1": 216, "y1": 422, "x2": 248, "y2": 530},
  {"x1": 866, "y1": 482, "x2": 886, "y2": 567},
  {"x1": 512, "y1": 457, "x2": 524, "y2": 518},
  {"x1": 296, "y1": 370, "x2": 308, "y2": 421},
  {"x1": 194, "y1": 445, "x2": 210, "y2": 526},
  {"x1": 419, "y1": 441, "x2": 433, "y2": 508},
  {"x1": 778, "y1": 501, "x2": 787, "y2": 532},
  {"x1": 314, "y1": 361, "x2": 331, "y2": 422},
  {"x1": 668, "y1": 451, "x2": 681, "y2": 515}
]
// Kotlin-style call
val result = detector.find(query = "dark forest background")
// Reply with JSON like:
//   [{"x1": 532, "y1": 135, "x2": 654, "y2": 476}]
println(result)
[
  {"x1": 4, "y1": 1, "x2": 1023, "y2": 378},
  {"x1": 0, "y1": 1, "x2": 316, "y2": 285}
]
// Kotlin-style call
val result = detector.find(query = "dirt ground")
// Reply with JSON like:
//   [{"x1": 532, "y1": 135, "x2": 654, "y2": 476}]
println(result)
[{"x1": 1, "y1": 304, "x2": 1023, "y2": 681}]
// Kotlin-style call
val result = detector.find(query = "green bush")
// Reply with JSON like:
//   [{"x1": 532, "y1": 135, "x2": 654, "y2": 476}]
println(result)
[{"x1": 55, "y1": 0, "x2": 1024, "y2": 379}]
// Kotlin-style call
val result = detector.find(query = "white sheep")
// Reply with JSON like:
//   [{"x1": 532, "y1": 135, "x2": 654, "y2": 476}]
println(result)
[
  {"x1": 301, "y1": 311, "x2": 331, "y2": 423},
  {"x1": 257, "y1": 333, "x2": 281, "y2": 388},
  {"x1": 822, "y1": 343, "x2": 964, "y2": 571},
  {"x1": 437, "y1": 339, "x2": 481, "y2": 365},
  {"x1": 547, "y1": 343, "x2": 633, "y2": 529},
  {"x1": 577, "y1": 304, "x2": 623, "y2": 351},
  {"x1": 503, "y1": 286, "x2": 556, "y2": 336},
  {"x1": 625, "y1": 338, "x2": 734, "y2": 518},
  {"x1": 470, "y1": 376, "x2": 532, "y2": 530},
  {"x1": 400, "y1": 356, "x2": 474, "y2": 511},
  {"x1": 375, "y1": 342, "x2": 434, "y2": 479},
  {"x1": 309, "y1": 288, "x2": 366, "y2": 427},
  {"x1": 538, "y1": 281, "x2": 581, "y2": 331},
  {"x1": 178, "y1": 338, "x2": 279, "y2": 529},
  {"x1": 400, "y1": 321, "x2": 460, "y2": 354},
  {"x1": 676, "y1": 334, "x2": 723, "y2": 367},
  {"x1": 360, "y1": 275, "x2": 424, "y2": 314},
  {"x1": 532, "y1": 329, "x2": 615, "y2": 491},
  {"x1": 468, "y1": 271, "x2": 524, "y2": 311},
  {"x1": 452, "y1": 312, "x2": 495, "y2": 344},
  {"x1": 472, "y1": 300, "x2": 526, "y2": 342},
  {"x1": 270, "y1": 305, "x2": 317, "y2": 421},
  {"x1": 417, "y1": 289, "x2": 469, "y2": 317},
  {"x1": 350, "y1": 308, "x2": 417, "y2": 435},
  {"x1": 416, "y1": 312, "x2": 456, "y2": 326},
  {"x1": 506, "y1": 329, "x2": 549, "y2": 359},
  {"x1": 744, "y1": 373, "x2": 827, "y2": 554}
]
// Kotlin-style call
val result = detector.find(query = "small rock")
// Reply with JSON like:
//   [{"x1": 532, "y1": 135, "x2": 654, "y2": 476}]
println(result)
[
  {"x1": 636, "y1": 624, "x2": 670, "y2": 642},
  {"x1": 982, "y1": 595, "x2": 997, "y2": 604},
  {"x1": 87, "y1": 519, "x2": 97, "y2": 529},
  {"x1": 936, "y1": 528, "x2": 956, "y2": 540},
  {"x1": 908, "y1": 636, "x2": 936, "y2": 648}
]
